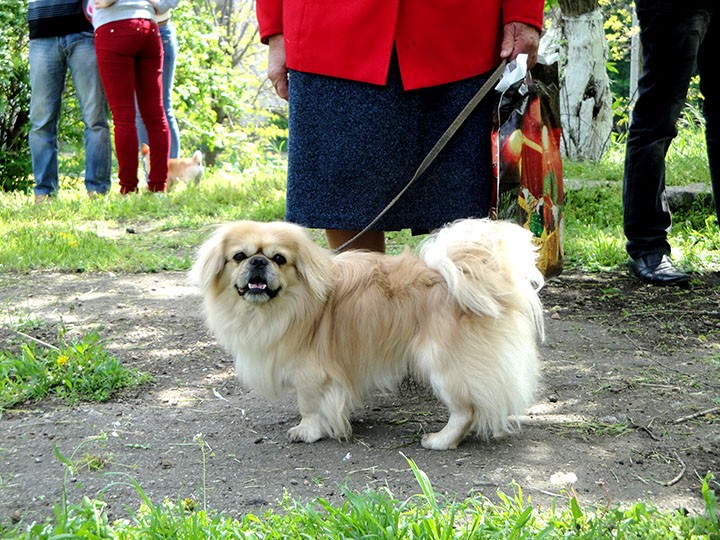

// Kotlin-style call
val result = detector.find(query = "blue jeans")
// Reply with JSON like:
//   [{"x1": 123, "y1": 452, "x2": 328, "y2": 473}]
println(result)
[
  {"x1": 136, "y1": 21, "x2": 180, "y2": 159},
  {"x1": 29, "y1": 32, "x2": 112, "y2": 196},
  {"x1": 623, "y1": 0, "x2": 716, "y2": 258}
]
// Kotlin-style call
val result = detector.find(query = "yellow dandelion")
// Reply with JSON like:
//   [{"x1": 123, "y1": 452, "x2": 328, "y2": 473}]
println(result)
[
  {"x1": 57, "y1": 355, "x2": 69, "y2": 367},
  {"x1": 181, "y1": 498, "x2": 197, "y2": 513}
]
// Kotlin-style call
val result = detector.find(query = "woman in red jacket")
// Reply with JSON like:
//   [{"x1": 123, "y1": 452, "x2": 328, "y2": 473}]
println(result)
[{"x1": 257, "y1": 0, "x2": 544, "y2": 252}]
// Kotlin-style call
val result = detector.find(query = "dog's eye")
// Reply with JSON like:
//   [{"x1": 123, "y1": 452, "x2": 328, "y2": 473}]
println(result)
[
  {"x1": 232, "y1": 252, "x2": 247, "y2": 263},
  {"x1": 272, "y1": 254, "x2": 287, "y2": 266}
]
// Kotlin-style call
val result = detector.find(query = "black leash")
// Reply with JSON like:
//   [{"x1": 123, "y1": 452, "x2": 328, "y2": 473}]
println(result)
[{"x1": 333, "y1": 59, "x2": 507, "y2": 253}]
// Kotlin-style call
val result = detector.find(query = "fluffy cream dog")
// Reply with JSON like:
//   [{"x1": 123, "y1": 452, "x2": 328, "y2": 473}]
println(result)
[{"x1": 190, "y1": 218, "x2": 544, "y2": 450}]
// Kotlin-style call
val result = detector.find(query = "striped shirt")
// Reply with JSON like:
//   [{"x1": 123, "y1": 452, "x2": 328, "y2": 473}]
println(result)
[{"x1": 28, "y1": 0, "x2": 92, "y2": 39}]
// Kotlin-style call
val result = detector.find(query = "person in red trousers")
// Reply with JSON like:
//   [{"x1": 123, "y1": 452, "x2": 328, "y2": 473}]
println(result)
[
  {"x1": 92, "y1": 0, "x2": 177, "y2": 194},
  {"x1": 256, "y1": 0, "x2": 544, "y2": 252}
]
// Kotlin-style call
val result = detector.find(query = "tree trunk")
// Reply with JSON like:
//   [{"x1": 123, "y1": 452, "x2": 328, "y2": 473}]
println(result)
[{"x1": 555, "y1": 0, "x2": 614, "y2": 161}]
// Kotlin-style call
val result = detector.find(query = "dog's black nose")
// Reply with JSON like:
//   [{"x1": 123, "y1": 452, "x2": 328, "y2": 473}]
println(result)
[{"x1": 249, "y1": 256, "x2": 268, "y2": 268}]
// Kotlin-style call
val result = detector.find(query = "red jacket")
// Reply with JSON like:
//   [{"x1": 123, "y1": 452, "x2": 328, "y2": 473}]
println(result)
[{"x1": 256, "y1": 0, "x2": 544, "y2": 90}]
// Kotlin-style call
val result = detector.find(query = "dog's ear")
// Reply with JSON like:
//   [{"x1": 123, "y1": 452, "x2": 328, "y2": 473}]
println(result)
[
  {"x1": 294, "y1": 234, "x2": 335, "y2": 301},
  {"x1": 189, "y1": 226, "x2": 227, "y2": 291}
]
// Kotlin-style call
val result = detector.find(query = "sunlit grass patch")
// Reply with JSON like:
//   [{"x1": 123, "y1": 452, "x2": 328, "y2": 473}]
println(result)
[{"x1": 0, "y1": 329, "x2": 150, "y2": 410}]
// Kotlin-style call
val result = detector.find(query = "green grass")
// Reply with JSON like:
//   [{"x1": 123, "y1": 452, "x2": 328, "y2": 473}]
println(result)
[
  {"x1": 0, "y1": 164, "x2": 424, "y2": 272},
  {"x1": 0, "y1": 328, "x2": 150, "y2": 410},
  {"x1": 0, "y1": 162, "x2": 289, "y2": 273},
  {"x1": 563, "y1": 106, "x2": 711, "y2": 188},
  {"x1": 562, "y1": 127, "x2": 719, "y2": 273},
  {"x1": 1, "y1": 457, "x2": 718, "y2": 539},
  {"x1": 561, "y1": 181, "x2": 720, "y2": 273}
]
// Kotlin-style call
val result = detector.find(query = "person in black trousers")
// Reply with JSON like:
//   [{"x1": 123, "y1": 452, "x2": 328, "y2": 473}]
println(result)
[{"x1": 623, "y1": 0, "x2": 716, "y2": 286}]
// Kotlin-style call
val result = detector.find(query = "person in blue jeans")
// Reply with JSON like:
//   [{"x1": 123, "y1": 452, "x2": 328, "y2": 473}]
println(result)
[
  {"x1": 623, "y1": 0, "x2": 716, "y2": 286},
  {"x1": 136, "y1": 7, "x2": 180, "y2": 163},
  {"x1": 28, "y1": 0, "x2": 112, "y2": 204}
]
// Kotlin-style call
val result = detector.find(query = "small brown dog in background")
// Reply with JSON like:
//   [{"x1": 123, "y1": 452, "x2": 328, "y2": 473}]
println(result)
[{"x1": 141, "y1": 143, "x2": 204, "y2": 192}]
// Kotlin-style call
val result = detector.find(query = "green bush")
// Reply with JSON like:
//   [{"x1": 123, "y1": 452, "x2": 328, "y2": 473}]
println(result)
[
  {"x1": 169, "y1": 1, "x2": 286, "y2": 170},
  {"x1": 0, "y1": 0, "x2": 32, "y2": 192}
]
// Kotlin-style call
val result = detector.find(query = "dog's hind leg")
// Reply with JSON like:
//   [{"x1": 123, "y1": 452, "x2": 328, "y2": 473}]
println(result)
[
  {"x1": 288, "y1": 382, "x2": 352, "y2": 443},
  {"x1": 421, "y1": 402, "x2": 474, "y2": 450},
  {"x1": 414, "y1": 344, "x2": 476, "y2": 450}
]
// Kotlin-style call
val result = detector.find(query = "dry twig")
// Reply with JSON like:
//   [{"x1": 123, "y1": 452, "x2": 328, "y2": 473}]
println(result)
[
  {"x1": 658, "y1": 452, "x2": 686, "y2": 487},
  {"x1": 15, "y1": 331, "x2": 60, "y2": 351},
  {"x1": 673, "y1": 406, "x2": 720, "y2": 424},
  {"x1": 631, "y1": 420, "x2": 662, "y2": 441}
]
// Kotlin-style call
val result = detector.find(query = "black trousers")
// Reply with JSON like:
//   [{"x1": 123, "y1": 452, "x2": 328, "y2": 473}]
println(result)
[{"x1": 623, "y1": 0, "x2": 717, "y2": 258}]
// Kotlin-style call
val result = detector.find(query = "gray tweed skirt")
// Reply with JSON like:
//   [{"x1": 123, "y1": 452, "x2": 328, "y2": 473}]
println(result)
[{"x1": 286, "y1": 54, "x2": 495, "y2": 232}]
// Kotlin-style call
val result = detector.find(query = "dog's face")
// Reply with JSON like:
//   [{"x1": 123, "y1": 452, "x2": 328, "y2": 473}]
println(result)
[
  {"x1": 190, "y1": 220, "x2": 334, "y2": 308},
  {"x1": 224, "y1": 228, "x2": 292, "y2": 305}
]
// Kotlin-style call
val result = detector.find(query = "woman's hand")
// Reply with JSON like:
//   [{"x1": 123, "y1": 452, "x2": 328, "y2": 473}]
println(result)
[
  {"x1": 267, "y1": 34, "x2": 288, "y2": 101},
  {"x1": 500, "y1": 22, "x2": 540, "y2": 69}
]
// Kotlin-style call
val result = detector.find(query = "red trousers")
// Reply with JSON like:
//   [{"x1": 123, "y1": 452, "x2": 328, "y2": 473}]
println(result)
[{"x1": 95, "y1": 19, "x2": 169, "y2": 193}]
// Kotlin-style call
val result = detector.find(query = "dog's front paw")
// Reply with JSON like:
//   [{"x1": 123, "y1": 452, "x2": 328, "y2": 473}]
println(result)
[
  {"x1": 287, "y1": 420, "x2": 325, "y2": 443},
  {"x1": 421, "y1": 432, "x2": 459, "y2": 451}
]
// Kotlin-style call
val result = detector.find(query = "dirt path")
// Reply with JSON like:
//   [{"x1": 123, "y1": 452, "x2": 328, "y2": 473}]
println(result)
[{"x1": 1, "y1": 269, "x2": 719, "y2": 526}]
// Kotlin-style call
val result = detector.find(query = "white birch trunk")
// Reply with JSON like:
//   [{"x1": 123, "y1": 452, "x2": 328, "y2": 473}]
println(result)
[{"x1": 559, "y1": 9, "x2": 614, "y2": 161}]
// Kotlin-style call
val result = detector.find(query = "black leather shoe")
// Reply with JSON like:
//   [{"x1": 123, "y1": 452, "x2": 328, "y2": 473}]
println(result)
[{"x1": 628, "y1": 253, "x2": 690, "y2": 286}]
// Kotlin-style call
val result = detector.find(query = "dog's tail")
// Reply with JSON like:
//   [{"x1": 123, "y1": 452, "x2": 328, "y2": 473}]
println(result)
[
  {"x1": 419, "y1": 218, "x2": 544, "y2": 339},
  {"x1": 193, "y1": 151, "x2": 203, "y2": 165}
]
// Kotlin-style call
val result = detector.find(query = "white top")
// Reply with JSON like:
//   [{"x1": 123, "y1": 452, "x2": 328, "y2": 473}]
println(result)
[{"x1": 92, "y1": 0, "x2": 178, "y2": 29}]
